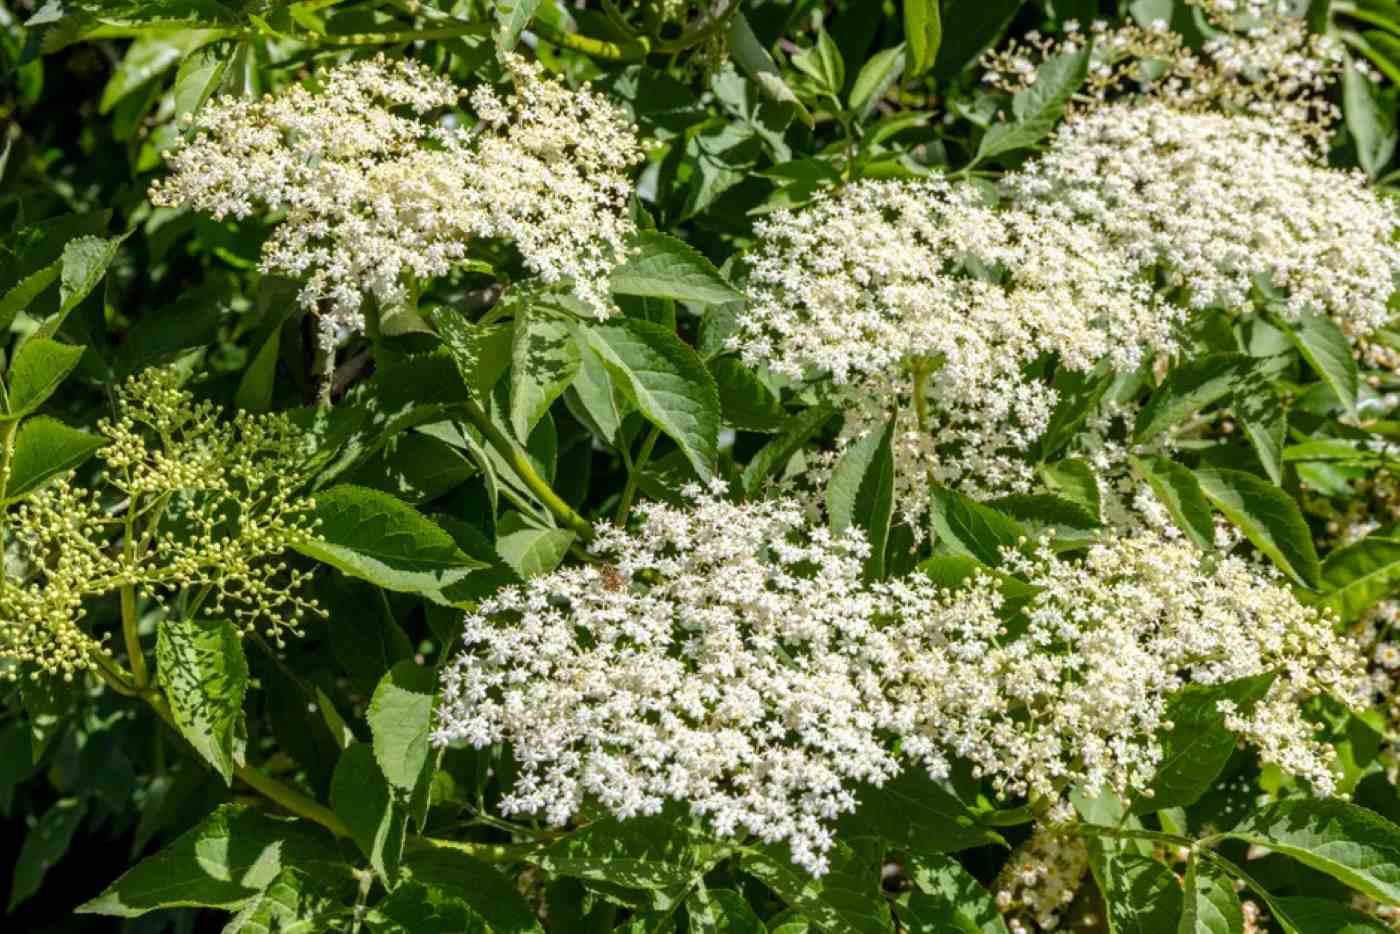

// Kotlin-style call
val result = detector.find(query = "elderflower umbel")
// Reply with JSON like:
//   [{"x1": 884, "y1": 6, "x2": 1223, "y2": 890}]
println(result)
[
  {"x1": 732, "y1": 177, "x2": 1166, "y2": 512},
  {"x1": 0, "y1": 367, "x2": 321, "y2": 681},
  {"x1": 150, "y1": 55, "x2": 642, "y2": 327},
  {"x1": 1005, "y1": 103, "x2": 1400, "y2": 340},
  {"x1": 980, "y1": 0, "x2": 1343, "y2": 143},
  {"x1": 887, "y1": 534, "x2": 1366, "y2": 801},
  {"x1": 434, "y1": 487, "x2": 1365, "y2": 874}
]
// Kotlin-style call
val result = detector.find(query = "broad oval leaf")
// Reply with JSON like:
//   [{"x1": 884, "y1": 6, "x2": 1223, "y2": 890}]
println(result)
[
  {"x1": 1194, "y1": 467, "x2": 1320, "y2": 588},
  {"x1": 155, "y1": 617, "x2": 249, "y2": 785},
  {"x1": 511, "y1": 311, "x2": 581, "y2": 442},
  {"x1": 828, "y1": 415, "x2": 897, "y2": 580},
  {"x1": 1179, "y1": 856, "x2": 1242, "y2": 934},
  {"x1": 4, "y1": 337, "x2": 85, "y2": 419},
  {"x1": 1134, "y1": 353, "x2": 1251, "y2": 444},
  {"x1": 904, "y1": 0, "x2": 943, "y2": 77},
  {"x1": 293, "y1": 485, "x2": 488, "y2": 604},
  {"x1": 902, "y1": 853, "x2": 1008, "y2": 934},
  {"x1": 77, "y1": 804, "x2": 352, "y2": 917},
  {"x1": 4, "y1": 416, "x2": 105, "y2": 503},
  {"x1": 611, "y1": 231, "x2": 743, "y2": 306},
  {"x1": 1282, "y1": 311, "x2": 1360, "y2": 421},
  {"x1": 332, "y1": 743, "x2": 405, "y2": 884},
  {"x1": 739, "y1": 840, "x2": 893, "y2": 934},
  {"x1": 975, "y1": 46, "x2": 1090, "y2": 162},
  {"x1": 368, "y1": 661, "x2": 438, "y2": 795},
  {"x1": 1223, "y1": 799, "x2": 1400, "y2": 906},
  {"x1": 588, "y1": 318, "x2": 721, "y2": 481},
  {"x1": 929, "y1": 484, "x2": 1027, "y2": 567},
  {"x1": 1311, "y1": 536, "x2": 1400, "y2": 623},
  {"x1": 840, "y1": 770, "x2": 1003, "y2": 856},
  {"x1": 1131, "y1": 455, "x2": 1215, "y2": 550}
]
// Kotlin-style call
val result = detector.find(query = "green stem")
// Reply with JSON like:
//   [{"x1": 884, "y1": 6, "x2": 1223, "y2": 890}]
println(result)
[
  {"x1": 532, "y1": 19, "x2": 650, "y2": 60},
  {"x1": 910, "y1": 358, "x2": 931, "y2": 433},
  {"x1": 404, "y1": 835, "x2": 541, "y2": 864},
  {"x1": 0, "y1": 418, "x2": 16, "y2": 587},
  {"x1": 614, "y1": 426, "x2": 660, "y2": 525},
  {"x1": 235, "y1": 761, "x2": 353, "y2": 838},
  {"x1": 1073, "y1": 823, "x2": 1197, "y2": 849},
  {"x1": 121, "y1": 585, "x2": 149, "y2": 689},
  {"x1": 458, "y1": 397, "x2": 595, "y2": 542}
]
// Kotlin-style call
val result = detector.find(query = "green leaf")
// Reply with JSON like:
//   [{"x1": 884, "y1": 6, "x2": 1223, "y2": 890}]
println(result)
[
  {"x1": 495, "y1": 0, "x2": 542, "y2": 50},
  {"x1": 331, "y1": 743, "x2": 405, "y2": 885},
  {"x1": 1134, "y1": 354, "x2": 1251, "y2": 443},
  {"x1": 77, "y1": 804, "x2": 351, "y2": 917},
  {"x1": 1312, "y1": 537, "x2": 1400, "y2": 622},
  {"x1": 1131, "y1": 455, "x2": 1215, "y2": 550},
  {"x1": 0, "y1": 263, "x2": 59, "y2": 333},
  {"x1": 495, "y1": 510, "x2": 574, "y2": 578},
  {"x1": 1092, "y1": 851, "x2": 1184, "y2": 934},
  {"x1": 792, "y1": 29, "x2": 846, "y2": 95},
  {"x1": 842, "y1": 771, "x2": 1002, "y2": 856},
  {"x1": 828, "y1": 416, "x2": 897, "y2": 580},
  {"x1": 534, "y1": 812, "x2": 723, "y2": 891},
  {"x1": 1179, "y1": 856, "x2": 1242, "y2": 934},
  {"x1": 975, "y1": 46, "x2": 1090, "y2": 162},
  {"x1": 611, "y1": 232, "x2": 743, "y2": 306},
  {"x1": 1344, "y1": 64, "x2": 1396, "y2": 178},
  {"x1": 293, "y1": 485, "x2": 488, "y2": 604},
  {"x1": 740, "y1": 403, "x2": 837, "y2": 496},
  {"x1": 34, "y1": 233, "x2": 128, "y2": 340},
  {"x1": 709, "y1": 356, "x2": 786, "y2": 432},
  {"x1": 985, "y1": 493, "x2": 1099, "y2": 548},
  {"x1": 902, "y1": 853, "x2": 1008, "y2": 934},
  {"x1": 1194, "y1": 468, "x2": 1321, "y2": 587},
  {"x1": 1273, "y1": 896, "x2": 1391, "y2": 933},
  {"x1": 929, "y1": 485, "x2": 1027, "y2": 567},
  {"x1": 20, "y1": 676, "x2": 77, "y2": 764},
  {"x1": 9, "y1": 798, "x2": 86, "y2": 912},
  {"x1": 904, "y1": 0, "x2": 943, "y2": 76},
  {"x1": 1223, "y1": 799, "x2": 1400, "y2": 905},
  {"x1": 346, "y1": 432, "x2": 473, "y2": 506},
  {"x1": 1037, "y1": 365, "x2": 1113, "y2": 460},
  {"x1": 400, "y1": 849, "x2": 542, "y2": 933},
  {"x1": 739, "y1": 840, "x2": 892, "y2": 934},
  {"x1": 367, "y1": 662, "x2": 437, "y2": 795},
  {"x1": 849, "y1": 45, "x2": 906, "y2": 119},
  {"x1": 511, "y1": 312, "x2": 581, "y2": 442},
  {"x1": 155, "y1": 617, "x2": 248, "y2": 785},
  {"x1": 688, "y1": 887, "x2": 767, "y2": 933},
  {"x1": 1282, "y1": 311, "x2": 1359, "y2": 421},
  {"x1": 4, "y1": 338, "x2": 85, "y2": 419},
  {"x1": 588, "y1": 318, "x2": 721, "y2": 481},
  {"x1": 1038, "y1": 459, "x2": 1101, "y2": 519},
  {"x1": 726, "y1": 12, "x2": 814, "y2": 128},
  {"x1": 4, "y1": 416, "x2": 105, "y2": 503},
  {"x1": 172, "y1": 39, "x2": 229, "y2": 119},
  {"x1": 1135, "y1": 674, "x2": 1274, "y2": 814},
  {"x1": 1233, "y1": 379, "x2": 1286, "y2": 486},
  {"x1": 916, "y1": 555, "x2": 1041, "y2": 611},
  {"x1": 428, "y1": 308, "x2": 513, "y2": 399}
]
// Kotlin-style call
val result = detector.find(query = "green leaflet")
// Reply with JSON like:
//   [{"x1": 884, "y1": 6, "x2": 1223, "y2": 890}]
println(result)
[{"x1": 155, "y1": 617, "x2": 249, "y2": 785}]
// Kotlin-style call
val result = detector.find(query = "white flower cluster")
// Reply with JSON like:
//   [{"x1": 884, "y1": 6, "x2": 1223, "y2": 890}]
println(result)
[
  {"x1": 980, "y1": 0, "x2": 1344, "y2": 143},
  {"x1": 150, "y1": 55, "x2": 642, "y2": 327},
  {"x1": 993, "y1": 824, "x2": 1089, "y2": 932},
  {"x1": 732, "y1": 178, "x2": 1169, "y2": 505},
  {"x1": 1006, "y1": 103, "x2": 1400, "y2": 339},
  {"x1": 434, "y1": 487, "x2": 1364, "y2": 875}
]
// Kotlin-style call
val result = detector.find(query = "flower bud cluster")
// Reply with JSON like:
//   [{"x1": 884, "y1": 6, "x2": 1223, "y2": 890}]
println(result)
[
  {"x1": 1, "y1": 368, "x2": 321, "y2": 680},
  {"x1": 434, "y1": 486, "x2": 1364, "y2": 875},
  {"x1": 150, "y1": 54, "x2": 642, "y2": 327}
]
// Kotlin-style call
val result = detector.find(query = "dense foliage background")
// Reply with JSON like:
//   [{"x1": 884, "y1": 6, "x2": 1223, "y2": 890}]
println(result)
[{"x1": 7, "y1": 0, "x2": 1400, "y2": 932}]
